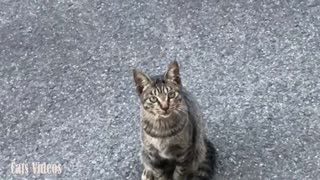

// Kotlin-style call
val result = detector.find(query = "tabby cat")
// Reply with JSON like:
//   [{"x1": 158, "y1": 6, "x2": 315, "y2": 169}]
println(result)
[{"x1": 133, "y1": 61, "x2": 216, "y2": 180}]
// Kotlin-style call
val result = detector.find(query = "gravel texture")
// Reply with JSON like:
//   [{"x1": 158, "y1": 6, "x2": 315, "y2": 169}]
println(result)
[{"x1": 1, "y1": 0, "x2": 320, "y2": 179}]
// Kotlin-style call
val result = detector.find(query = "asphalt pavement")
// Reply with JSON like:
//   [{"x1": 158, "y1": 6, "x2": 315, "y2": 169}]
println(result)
[{"x1": 0, "y1": 0, "x2": 319, "y2": 179}]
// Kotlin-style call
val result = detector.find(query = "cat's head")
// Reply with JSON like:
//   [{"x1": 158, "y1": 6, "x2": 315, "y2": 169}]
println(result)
[{"x1": 133, "y1": 61, "x2": 186, "y2": 117}]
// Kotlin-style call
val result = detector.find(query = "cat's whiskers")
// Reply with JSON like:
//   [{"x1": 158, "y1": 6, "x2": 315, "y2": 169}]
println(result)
[{"x1": 175, "y1": 106, "x2": 188, "y2": 115}]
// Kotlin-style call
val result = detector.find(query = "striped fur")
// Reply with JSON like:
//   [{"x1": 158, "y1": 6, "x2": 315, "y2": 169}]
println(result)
[{"x1": 133, "y1": 61, "x2": 216, "y2": 180}]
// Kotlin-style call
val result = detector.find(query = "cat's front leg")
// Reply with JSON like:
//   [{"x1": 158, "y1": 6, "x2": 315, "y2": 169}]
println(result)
[
  {"x1": 141, "y1": 168, "x2": 169, "y2": 180},
  {"x1": 142, "y1": 169, "x2": 155, "y2": 180},
  {"x1": 141, "y1": 148, "x2": 170, "y2": 180},
  {"x1": 173, "y1": 166, "x2": 187, "y2": 180}
]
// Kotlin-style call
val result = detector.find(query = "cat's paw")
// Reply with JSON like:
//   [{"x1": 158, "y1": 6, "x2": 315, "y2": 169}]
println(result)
[
  {"x1": 142, "y1": 169, "x2": 155, "y2": 180},
  {"x1": 172, "y1": 167, "x2": 186, "y2": 180},
  {"x1": 158, "y1": 176, "x2": 171, "y2": 180}
]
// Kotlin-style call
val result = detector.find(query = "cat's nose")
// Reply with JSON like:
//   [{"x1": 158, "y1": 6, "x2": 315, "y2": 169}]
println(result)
[{"x1": 161, "y1": 103, "x2": 169, "y2": 112}]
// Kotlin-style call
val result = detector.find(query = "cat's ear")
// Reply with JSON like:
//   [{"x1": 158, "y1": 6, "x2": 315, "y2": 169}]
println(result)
[
  {"x1": 133, "y1": 69, "x2": 152, "y2": 94},
  {"x1": 165, "y1": 61, "x2": 181, "y2": 85}
]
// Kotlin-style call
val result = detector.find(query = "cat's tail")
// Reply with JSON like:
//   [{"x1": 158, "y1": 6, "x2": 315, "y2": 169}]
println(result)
[{"x1": 192, "y1": 138, "x2": 217, "y2": 180}]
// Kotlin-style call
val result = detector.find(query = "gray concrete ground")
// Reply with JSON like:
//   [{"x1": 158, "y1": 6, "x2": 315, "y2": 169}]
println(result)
[{"x1": 1, "y1": 0, "x2": 320, "y2": 179}]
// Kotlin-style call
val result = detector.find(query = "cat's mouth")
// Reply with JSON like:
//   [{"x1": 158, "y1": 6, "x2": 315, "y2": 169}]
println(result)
[{"x1": 158, "y1": 110, "x2": 172, "y2": 117}]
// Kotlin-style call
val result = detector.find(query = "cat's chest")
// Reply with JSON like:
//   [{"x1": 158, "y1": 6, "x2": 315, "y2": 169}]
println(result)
[
  {"x1": 149, "y1": 137, "x2": 170, "y2": 151},
  {"x1": 146, "y1": 135, "x2": 189, "y2": 159}
]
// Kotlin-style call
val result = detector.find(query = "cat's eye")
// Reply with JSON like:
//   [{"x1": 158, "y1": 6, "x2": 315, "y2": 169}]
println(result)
[
  {"x1": 168, "y1": 92, "x2": 176, "y2": 99},
  {"x1": 149, "y1": 96, "x2": 158, "y2": 103}
]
